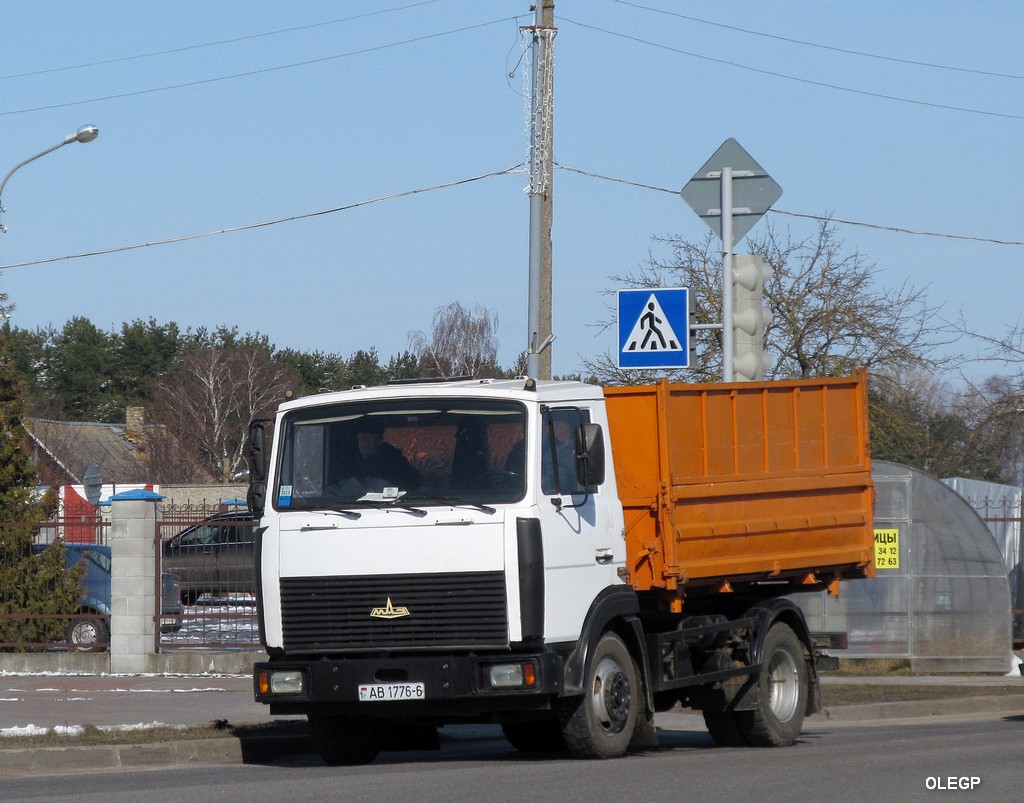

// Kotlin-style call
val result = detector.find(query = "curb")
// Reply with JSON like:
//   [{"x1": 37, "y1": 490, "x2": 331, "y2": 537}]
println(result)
[
  {"x1": 4, "y1": 697, "x2": 1024, "y2": 777},
  {"x1": 0, "y1": 733, "x2": 313, "y2": 778},
  {"x1": 815, "y1": 694, "x2": 1024, "y2": 723}
]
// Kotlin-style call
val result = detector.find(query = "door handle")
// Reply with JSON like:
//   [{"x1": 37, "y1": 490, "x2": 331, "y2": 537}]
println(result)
[{"x1": 595, "y1": 549, "x2": 613, "y2": 565}]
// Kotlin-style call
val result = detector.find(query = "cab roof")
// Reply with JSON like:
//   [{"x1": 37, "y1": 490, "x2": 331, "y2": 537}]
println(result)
[{"x1": 277, "y1": 377, "x2": 605, "y2": 413}]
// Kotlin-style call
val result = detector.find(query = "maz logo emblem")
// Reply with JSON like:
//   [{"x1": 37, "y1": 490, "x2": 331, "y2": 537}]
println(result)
[{"x1": 370, "y1": 597, "x2": 410, "y2": 619}]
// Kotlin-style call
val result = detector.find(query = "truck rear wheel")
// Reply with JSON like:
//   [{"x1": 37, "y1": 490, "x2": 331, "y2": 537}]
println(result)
[
  {"x1": 308, "y1": 715, "x2": 384, "y2": 765},
  {"x1": 703, "y1": 711, "x2": 748, "y2": 747},
  {"x1": 560, "y1": 632, "x2": 639, "y2": 759},
  {"x1": 740, "y1": 622, "x2": 808, "y2": 746}
]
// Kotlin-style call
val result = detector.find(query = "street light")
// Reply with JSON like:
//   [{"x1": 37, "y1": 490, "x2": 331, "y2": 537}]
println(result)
[{"x1": 0, "y1": 124, "x2": 100, "y2": 233}]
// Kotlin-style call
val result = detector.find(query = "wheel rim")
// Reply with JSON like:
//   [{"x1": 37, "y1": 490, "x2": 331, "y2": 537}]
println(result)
[
  {"x1": 71, "y1": 621, "x2": 99, "y2": 646},
  {"x1": 590, "y1": 656, "x2": 631, "y2": 734},
  {"x1": 766, "y1": 646, "x2": 800, "y2": 723}
]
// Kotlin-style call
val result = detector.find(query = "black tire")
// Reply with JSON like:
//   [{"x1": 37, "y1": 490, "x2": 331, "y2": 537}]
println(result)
[
  {"x1": 501, "y1": 718, "x2": 566, "y2": 753},
  {"x1": 560, "y1": 632, "x2": 640, "y2": 759},
  {"x1": 738, "y1": 622, "x2": 808, "y2": 747},
  {"x1": 65, "y1": 616, "x2": 109, "y2": 653},
  {"x1": 308, "y1": 715, "x2": 384, "y2": 766},
  {"x1": 703, "y1": 710, "x2": 749, "y2": 747}
]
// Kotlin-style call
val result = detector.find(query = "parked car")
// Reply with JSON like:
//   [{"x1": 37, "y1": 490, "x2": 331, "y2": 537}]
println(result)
[
  {"x1": 162, "y1": 512, "x2": 256, "y2": 604},
  {"x1": 36, "y1": 542, "x2": 184, "y2": 652}
]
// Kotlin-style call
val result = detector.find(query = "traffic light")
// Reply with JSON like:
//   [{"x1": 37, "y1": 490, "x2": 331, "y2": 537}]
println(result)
[{"x1": 731, "y1": 254, "x2": 773, "y2": 381}]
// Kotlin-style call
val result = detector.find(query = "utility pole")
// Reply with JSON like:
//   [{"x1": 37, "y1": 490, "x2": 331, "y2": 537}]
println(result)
[{"x1": 526, "y1": 0, "x2": 555, "y2": 380}]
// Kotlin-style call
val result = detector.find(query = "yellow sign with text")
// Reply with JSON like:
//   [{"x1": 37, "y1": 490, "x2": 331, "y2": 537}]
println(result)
[{"x1": 874, "y1": 528, "x2": 899, "y2": 569}]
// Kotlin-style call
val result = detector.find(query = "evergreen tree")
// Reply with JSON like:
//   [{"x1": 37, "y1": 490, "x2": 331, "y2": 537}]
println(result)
[{"x1": 0, "y1": 356, "x2": 82, "y2": 648}]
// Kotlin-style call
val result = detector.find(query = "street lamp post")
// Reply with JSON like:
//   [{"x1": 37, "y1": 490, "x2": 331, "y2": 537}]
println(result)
[{"x1": 0, "y1": 124, "x2": 99, "y2": 233}]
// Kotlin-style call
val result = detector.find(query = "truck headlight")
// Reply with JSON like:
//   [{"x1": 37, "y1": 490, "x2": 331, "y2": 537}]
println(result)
[
  {"x1": 258, "y1": 669, "x2": 305, "y2": 695},
  {"x1": 484, "y1": 661, "x2": 537, "y2": 690}
]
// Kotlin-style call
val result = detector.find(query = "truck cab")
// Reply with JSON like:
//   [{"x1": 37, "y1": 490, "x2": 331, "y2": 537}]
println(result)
[{"x1": 251, "y1": 378, "x2": 630, "y2": 760}]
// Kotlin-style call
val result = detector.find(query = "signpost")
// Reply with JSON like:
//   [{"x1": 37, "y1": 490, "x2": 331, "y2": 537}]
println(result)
[
  {"x1": 681, "y1": 138, "x2": 782, "y2": 381},
  {"x1": 617, "y1": 288, "x2": 690, "y2": 370}
]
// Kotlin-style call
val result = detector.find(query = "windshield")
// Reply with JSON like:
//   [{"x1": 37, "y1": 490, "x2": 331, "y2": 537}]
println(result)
[{"x1": 274, "y1": 398, "x2": 526, "y2": 509}]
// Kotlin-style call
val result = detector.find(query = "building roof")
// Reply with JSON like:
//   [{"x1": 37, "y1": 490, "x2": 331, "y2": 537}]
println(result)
[{"x1": 24, "y1": 418, "x2": 151, "y2": 484}]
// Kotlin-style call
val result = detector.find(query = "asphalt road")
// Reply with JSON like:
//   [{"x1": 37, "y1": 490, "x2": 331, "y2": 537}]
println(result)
[
  {"x1": 2, "y1": 713, "x2": 1021, "y2": 802},
  {"x1": 2, "y1": 669, "x2": 1023, "y2": 783}
]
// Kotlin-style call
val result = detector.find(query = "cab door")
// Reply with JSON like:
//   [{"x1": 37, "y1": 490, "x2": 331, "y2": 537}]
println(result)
[{"x1": 535, "y1": 406, "x2": 621, "y2": 643}]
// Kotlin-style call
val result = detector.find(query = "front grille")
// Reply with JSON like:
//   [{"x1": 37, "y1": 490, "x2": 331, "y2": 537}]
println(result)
[{"x1": 280, "y1": 571, "x2": 508, "y2": 653}]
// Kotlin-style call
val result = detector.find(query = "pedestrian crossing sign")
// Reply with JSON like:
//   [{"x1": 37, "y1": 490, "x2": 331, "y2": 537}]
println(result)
[{"x1": 617, "y1": 288, "x2": 690, "y2": 369}]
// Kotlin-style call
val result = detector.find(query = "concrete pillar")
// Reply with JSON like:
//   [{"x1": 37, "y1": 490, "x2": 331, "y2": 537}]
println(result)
[{"x1": 108, "y1": 489, "x2": 164, "y2": 674}]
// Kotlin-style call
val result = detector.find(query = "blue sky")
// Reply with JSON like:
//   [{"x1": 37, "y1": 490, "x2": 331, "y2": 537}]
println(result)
[{"x1": 1, "y1": 1, "x2": 1021, "y2": 381}]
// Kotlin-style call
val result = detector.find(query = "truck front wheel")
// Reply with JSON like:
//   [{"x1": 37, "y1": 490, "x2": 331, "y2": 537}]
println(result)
[
  {"x1": 308, "y1": 715, "x2": 384, "y2": 765},
  {"x1": 500, "y1": 718, "x2": 566, "y2": 753},
  {"x1": 560, "y1": 632, "x2": 639, "y2": 759},
  {"x1": 741, "y1": 622, "x2": 808, "y2": 746}
]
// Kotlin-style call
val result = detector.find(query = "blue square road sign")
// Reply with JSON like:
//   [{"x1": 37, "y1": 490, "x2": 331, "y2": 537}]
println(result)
[{"x1": 618, "y1": 288, "x2": 690, "y2": 369}]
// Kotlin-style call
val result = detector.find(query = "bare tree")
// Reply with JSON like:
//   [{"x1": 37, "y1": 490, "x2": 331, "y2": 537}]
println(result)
[
  {"x1": 136, "y1": 424, "x2": 211, "y2": 484},
  {"x1": 409, "y1": 302, "x2": 500, "y2": 378},
  {"x1": 151, "y1": 343, "x2": 293, "y2": 481},
  {"x1": 584, "y1": 219, "x2": 948, "y2": 385}
]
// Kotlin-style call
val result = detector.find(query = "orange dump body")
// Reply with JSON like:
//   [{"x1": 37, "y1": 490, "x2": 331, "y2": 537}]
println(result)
[{"x1": 604, "y1": 371, "x2": 874, "y2": 602}]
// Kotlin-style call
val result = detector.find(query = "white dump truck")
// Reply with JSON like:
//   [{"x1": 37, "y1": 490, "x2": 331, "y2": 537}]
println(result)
[{"x1": 248, "y1": 372, "x2": 873, "y2": 764}]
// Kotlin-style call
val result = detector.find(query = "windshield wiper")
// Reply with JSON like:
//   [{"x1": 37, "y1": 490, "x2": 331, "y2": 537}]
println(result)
[
  {"x1": 353, "y1": 488, "x2": 427, "y2": 517},
  {"x1": 307, "y1": 507, "x2": 361, "y2": 520},
  {"x1": 381, "y1": 501, "x2": 428, "y2": 517},
  {"x1": 407, "y1": 496, "x2": 496, "y2": 515}
]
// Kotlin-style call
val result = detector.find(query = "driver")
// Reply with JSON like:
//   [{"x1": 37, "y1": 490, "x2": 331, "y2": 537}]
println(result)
[{"x1": 352, "y1": 421, "x2": 421, "y2": 490}]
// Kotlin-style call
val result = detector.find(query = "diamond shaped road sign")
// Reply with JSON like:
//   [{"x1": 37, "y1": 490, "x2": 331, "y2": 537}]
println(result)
[{"x1": 681, "y1": 138, "x2": 782, "y2": 247}]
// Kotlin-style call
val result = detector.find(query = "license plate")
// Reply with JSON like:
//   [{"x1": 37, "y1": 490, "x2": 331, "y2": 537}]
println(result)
[{"x1": 358, "y1": 682, "x2": 425, "y2": 701}]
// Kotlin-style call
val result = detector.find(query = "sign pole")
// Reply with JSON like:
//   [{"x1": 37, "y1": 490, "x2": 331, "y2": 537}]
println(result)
[
  {"x1": 721, "y1": 167, "x2": 734, "y2": 382},
  {"x1": 680, "y1": 138, "x2": 782, "y2": 383}
]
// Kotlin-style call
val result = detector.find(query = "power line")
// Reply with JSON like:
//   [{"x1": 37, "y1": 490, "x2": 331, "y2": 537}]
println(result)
[
  {"x1": 0, "y1": 1, "x2": 443, "y2": 82},
  {"x1": 559, "y1": 17, "x2": 1024, "y2": 121},
  {"x1": 613, "y1": 0, "x2": 1024, "y2": 81},
  {"x1": 555, "y1": 163, "x2": 1024, "y2": 247},
  {"x1": 3, "y1": 162, "x2": 1018, "y2": 274},
  {"x1": 0, "y1": 15, "x2": 527, "y2": 118},
  {"x1": 0, "y1": 165, "x2": 525, "y2": 271}
]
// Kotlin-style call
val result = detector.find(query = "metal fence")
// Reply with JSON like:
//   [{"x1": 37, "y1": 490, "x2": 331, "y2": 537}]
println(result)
[
  {"x1": 0, "y1": 516, "x2": 112, "y2": 652},
  {"x1": 0, "y1": 501, "x2": 260, "y2": 654},
  {"x1": 156, "y1": 502, "x2": 259, "y2": 651}
]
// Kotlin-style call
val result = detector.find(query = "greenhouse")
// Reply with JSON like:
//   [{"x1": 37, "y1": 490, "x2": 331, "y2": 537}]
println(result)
[
  {"x1": 794, "y1": 460, "x2": 1013, "y2": 673},
  {"x1": 941, "y1": 476, "x2": 1022, "y2": 649}
]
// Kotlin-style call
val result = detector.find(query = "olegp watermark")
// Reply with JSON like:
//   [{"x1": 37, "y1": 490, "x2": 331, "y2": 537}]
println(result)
[{"x1": 925, "y1": 776, "x2": 981, "y2": 791}]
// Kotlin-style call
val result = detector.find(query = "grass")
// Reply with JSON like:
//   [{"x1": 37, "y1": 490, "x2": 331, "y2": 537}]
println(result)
[
  {"x1": 827, "y1": 658, "x2": 914, "y2": 676},
  {"x1": 821, "y1": 683, "x2": 1024, "y2": 707}
]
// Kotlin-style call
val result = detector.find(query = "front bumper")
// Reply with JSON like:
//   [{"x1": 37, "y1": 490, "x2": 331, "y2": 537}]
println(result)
[{"x1": 254, "y1": 651, "x2": 565, "y2": 719}]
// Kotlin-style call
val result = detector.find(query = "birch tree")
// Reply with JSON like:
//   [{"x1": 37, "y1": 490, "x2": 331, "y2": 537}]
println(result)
[
  {"x1": 152, "y1": 331, "x2": 293, "y2": 481},
  {"x1": 409, "y1": 302, "x2": 500, "y2": 379},
  {"x1": 584, "y1": 219, "x2": 946, "y2": 385}
]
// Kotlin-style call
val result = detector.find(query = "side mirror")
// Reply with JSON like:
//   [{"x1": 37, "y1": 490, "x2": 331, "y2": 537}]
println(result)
[
  {"x1": 575, "y1": 423, "x2": 606, "y2": 487},
  {"x1": 247, "y1": 420, "x2": 267, "y2": 481},
  {"x1": 248, "y1": 482, "x2": 266, "y2": 517},
  {"x1": 247, "y1": 419, "x2": 268, "y2": 516}
]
